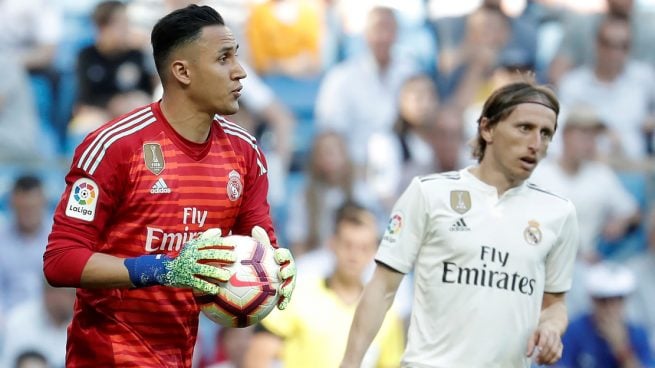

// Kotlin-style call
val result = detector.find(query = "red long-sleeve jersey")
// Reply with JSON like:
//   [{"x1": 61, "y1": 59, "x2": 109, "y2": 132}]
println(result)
[{"x1": 44, "y1": 102, "x2": 276, "y2": 367}]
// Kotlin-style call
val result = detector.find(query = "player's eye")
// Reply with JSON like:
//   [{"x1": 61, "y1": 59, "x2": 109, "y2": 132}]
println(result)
[{"x1": 541, "y1": 129, "x2": 554, "y2": 140}]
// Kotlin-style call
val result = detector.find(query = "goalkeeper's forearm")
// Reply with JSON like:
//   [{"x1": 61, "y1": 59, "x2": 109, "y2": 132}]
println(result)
[
  {"x1": 80, "y1": 253, "x2": 135, "y2": 288},
  {"x1": 77, "y1": 253, "x2": 166, "y2": 289},
  {"x1": 341, "y1": 264, "x2": 404, "y2": 367}
]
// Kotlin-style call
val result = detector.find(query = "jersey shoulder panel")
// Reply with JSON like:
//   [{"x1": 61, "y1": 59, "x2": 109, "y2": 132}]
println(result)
[
  {"x1": 419, "y1": 171, "x2": 461, "y2": 182},
  {"x1": 525, "y1": 182, "x2": 570, "y2": 203},
  {"x1": 214, "y1": 115, "x2": 260, "y2": 155},
  {"x1": 73, "y1": 104, "x2": 158, "y2": 176}
]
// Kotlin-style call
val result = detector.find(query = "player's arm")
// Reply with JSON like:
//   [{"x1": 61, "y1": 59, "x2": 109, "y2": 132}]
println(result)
[
  {"x1": 527, "y1": 292, "x2": 567, "y2": 365},
  {"x1": 46, "y1": 222, "x2": 235, "y2": 294},
  {"x1": 44, "y1": 137, "x2": 234, "y2": 294},
  {"x1": 341, "y1": 262, "x2": 404, "y2": 368}
]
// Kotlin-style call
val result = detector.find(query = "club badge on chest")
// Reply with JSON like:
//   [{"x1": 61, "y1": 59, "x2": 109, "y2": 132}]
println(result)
[{"x1": 227, "y1": 170, "x2": 243, "y2": 201}]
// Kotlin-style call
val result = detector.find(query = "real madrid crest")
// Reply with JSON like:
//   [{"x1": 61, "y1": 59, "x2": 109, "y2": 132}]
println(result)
[
  {"x1": 450, "y1": 190, "x2": 471, "y2": 214},
  {"x1": 227, "y1": 170, "x2": 243, "y2": 201},
  {"x1": 523, "y1": 220, "x2": 542, "y2": 245},
  {"x1": 143, "y1": 143, "x2": 165, "y2": 175}
]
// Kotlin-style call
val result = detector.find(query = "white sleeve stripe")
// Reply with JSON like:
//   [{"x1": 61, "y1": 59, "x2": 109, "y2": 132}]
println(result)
[
  {"x1": 88, "y1": 117, "x2": 157, "y2": 175},
  {"x1": 222, "y1": 127, "x2": 258, "y2": 149},
  {"x1": 77, "y1": 107, "x2": 153, "y2": 170},
  {"x1": 215, "y1": 116, "x2": 256, "y2": 142},
  {"x1": 81, "y1": 112, "x2": 154, "y2": 172}
]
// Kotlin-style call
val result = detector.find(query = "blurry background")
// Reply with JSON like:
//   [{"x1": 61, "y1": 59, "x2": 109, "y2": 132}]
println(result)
[{"x1": 1, "y1": 0, "x2": 655, "y2": 367}]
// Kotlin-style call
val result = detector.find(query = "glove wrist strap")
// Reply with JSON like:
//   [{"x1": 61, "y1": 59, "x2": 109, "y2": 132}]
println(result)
[{"x1": 124, "y1": 254, "x2": 171, "y2": 288}]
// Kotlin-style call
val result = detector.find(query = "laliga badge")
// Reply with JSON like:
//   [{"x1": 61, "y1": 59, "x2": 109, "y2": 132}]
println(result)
[
  {"x1": 524, "y1": 220, "x2": 542, "y2": 246},
  {"x1": 65, "y1": 178, "x2": 99, "y2": 222},
  {"x1": 450, "y1": 190, "x2": 471, "y2": 214},
  {"x1": 144, "y1": 143, "x2": 165, "y2": 175},
  {"x1": 382, "y1": 212, "x2": 403, "y2": 244},
  {"x1": 227, "y1": 170, "x2": 243, "y2": 201}
]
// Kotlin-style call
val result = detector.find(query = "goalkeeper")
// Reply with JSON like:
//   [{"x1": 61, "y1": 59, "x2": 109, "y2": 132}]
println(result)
[{"x1": 42, "y1": 5, "x2": 295, "y2": 367}]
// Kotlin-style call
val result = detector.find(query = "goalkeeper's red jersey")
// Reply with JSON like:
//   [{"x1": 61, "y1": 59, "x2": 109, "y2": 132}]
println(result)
[{"x1": 44, "y1": 102, "x2": 277, "y2": 367}]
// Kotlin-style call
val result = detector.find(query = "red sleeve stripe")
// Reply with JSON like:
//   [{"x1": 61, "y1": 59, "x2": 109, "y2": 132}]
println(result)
[{"x1": 77, "y1": 106, "x2": 153, "y2": 172}]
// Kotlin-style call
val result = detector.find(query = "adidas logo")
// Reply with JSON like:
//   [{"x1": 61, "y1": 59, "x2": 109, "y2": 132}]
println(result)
[
  {"x1": 449, "y1": 218, "x2": 470, "y2": 232},
  {"x1": 150, "y1": 178, "x2": 172, "y2": 194}
]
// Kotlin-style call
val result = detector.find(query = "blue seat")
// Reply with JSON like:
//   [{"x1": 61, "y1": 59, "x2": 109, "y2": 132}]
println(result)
[
  {"x1": 262, "y1": 74, "x2": 322, "y2": 120},
  {"x1": 262, "y1": 75, "x2": 322, "y2": 171}
]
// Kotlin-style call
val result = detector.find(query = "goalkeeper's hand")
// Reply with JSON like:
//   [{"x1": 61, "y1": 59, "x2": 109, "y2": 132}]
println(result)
[
  {"x1": 124, "y1": 228, "x2": 235, "y2": 295},
  {"x1": 251, "y1": 226, "x2": 296, "y2": 310}
]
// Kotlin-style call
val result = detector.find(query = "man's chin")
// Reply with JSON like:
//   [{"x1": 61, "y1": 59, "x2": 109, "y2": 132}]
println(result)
[{"x1": 218, "y1": 104, "x2": 239, "y2": 116}]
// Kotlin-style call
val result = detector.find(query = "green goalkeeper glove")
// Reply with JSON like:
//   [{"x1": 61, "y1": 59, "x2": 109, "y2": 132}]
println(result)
[
  {"x1": 251, "y1": 226, "x2": 297, "y2": 310},
  {"x1": 124, "y1": 228, "x2": 236, "y2": 295}
]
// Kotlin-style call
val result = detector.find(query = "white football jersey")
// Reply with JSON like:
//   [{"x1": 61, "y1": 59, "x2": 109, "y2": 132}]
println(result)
[{"x1": 376, "y1": 168, "x2": 579, "y2": 368}]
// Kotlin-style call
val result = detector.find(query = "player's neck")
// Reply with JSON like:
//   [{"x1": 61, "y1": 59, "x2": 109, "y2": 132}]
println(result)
[
  {"x1": 470, "y1": 162, "x2": 522, "y2": 196},
  {"x1": 160, "y1": 95, "x2": 213, "y2": 143},
  {"x1": 327, "y1": 273, "x2": 363, "y2": 305}
]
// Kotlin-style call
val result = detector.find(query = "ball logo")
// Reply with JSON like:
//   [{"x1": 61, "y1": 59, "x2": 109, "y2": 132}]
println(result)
[
  {"x1": 66, "y1": 178, "x2": 99, "y2": 222},
  {"x1": 73, "y1": 182, "x2": 96, "y2": 205},
  {"x1": 227, "y1": 170, "x2": 243, "y2": 201}
]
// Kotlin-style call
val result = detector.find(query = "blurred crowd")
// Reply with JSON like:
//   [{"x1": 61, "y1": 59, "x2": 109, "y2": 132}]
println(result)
[{"x1": 1, "y1": 0, "x2": 655, "y2": 367}]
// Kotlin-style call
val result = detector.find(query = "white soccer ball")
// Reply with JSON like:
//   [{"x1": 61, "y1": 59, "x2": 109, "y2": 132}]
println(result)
[{"x1": 194, "y1": 235, "x2": 281, "y2": 327}]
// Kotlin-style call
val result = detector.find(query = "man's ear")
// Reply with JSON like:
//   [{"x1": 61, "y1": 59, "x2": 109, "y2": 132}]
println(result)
[
  {"x1": 479, "y1": 117, "x2": 494, "y2": 144},
  {"x1": 170, "y1": 59, "x2": 191, "y2": 86}
]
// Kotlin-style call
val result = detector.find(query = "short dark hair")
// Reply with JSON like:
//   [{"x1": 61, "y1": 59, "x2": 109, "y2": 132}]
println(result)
[
  {"x1": 92, "y1": 1, "x2": 125, "y2": 29},
  {"x1": 12, "y1": 174, "x2": 42, "y2": 193},
  {"x1": 14, "y1": 350, "x2": 47, "y2": 368},
  {"x1": 334, "y1": 201, "x2": 376, "y2": 230},
  {"x1": 151, "y1": 5, "x2": 225, "y2": 80},
  {"x1": 473, "y1": 81, "x2": 559, "y2": 162},
  {"x1": 596, "y1": 14, "x2": 631, "y2": 43}
]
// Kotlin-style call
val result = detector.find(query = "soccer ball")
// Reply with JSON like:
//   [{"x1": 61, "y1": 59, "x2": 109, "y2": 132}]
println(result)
[{"x1": 194, "y1": 235, "x2": 280, "y2": 327}]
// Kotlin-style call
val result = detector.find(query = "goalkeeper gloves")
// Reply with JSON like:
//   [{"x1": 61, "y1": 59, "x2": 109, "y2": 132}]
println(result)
[
  {"x1": 251, "y1": 226, "x2": 297, "y2": 310},
  {"x1": 124, "y1": 228, "x2": 235, "y2": 295}
]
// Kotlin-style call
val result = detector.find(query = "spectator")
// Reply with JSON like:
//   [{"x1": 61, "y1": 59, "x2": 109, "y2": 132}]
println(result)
[
  {"x1": 433, "y1": 106, "x2": 474, "y2": 171},
  {"x1": 549, "y1": 0, "x2": 655, "y2": 85},
  {"x1": 206, "y1": 326, "x2": 254, "y2": 368},
  {"x1": 245, "y1": 202, "x2": 404, "y2": 368},
  {"x1": 245, "y1": 0, "x2": 322, "y2": 77},
  {"x1": 433, "y1": 0, "x2": 537, "y2": 107},
  {"x1": 315, "y1": 6, "x2": 417, "y2": 168},
  {"x1": 286, "y1": 131, "x2": 382, "y2": 256},
  {"x1": 0, "y1": 0, "x2": 62, "y2": 73},
  {"x1": 367, "y1": 74, "x2": 440, "y2": 207},
  {"x1": 13, "y1": 350, "x2": 48, "y2": 368},
  {"x1": 71, "y1": 0, "x2": 156, "y2": 136},
  {"x1": 559, "y1": 262, "x2": 654, "y2": 367},
  {"x1": 0, "y1": 56, "x2": 41, "y2": 162},
  {"x1": 0, "y1": 175, "x2": 50, "y2": 314},
  {"x1": 434, "y1": 5, "x2": 511, "y2": 109},
  {"x1": 531, "y1": 105, "x2": 640, "y2": 318},
  {"x1": 627, "y1": 206, "x2": 655, "y2": 352},
  {"x1": 531, "y1": 105, "x2": 640, "y2": 262},
  {"x1": 0, "y1": 281, "x2": 74, "y2": 368},
  {"x1": 557, "y1": 15, "x2": 655, "y2": 163}
]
